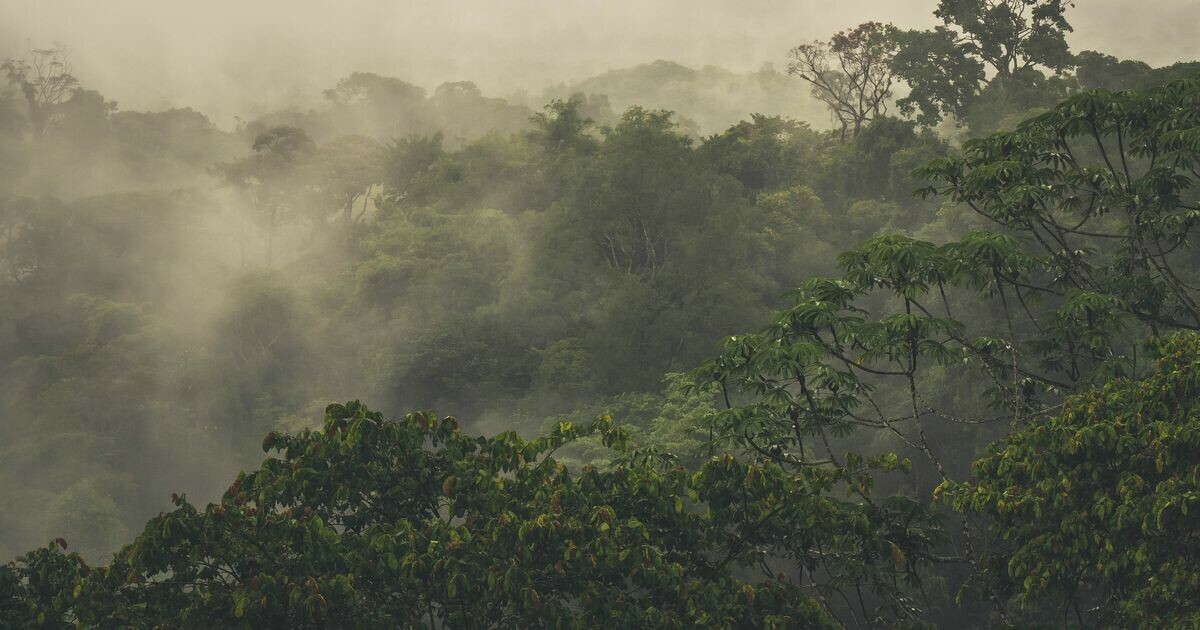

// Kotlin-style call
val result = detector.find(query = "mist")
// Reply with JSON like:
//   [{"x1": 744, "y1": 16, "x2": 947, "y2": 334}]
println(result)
[
  {"x1": 4, "y1": 1, "x2": 1194, "y2": 128},
  {"x1": 2, "y1": 1, "x2": 1200, "y2": 626}
]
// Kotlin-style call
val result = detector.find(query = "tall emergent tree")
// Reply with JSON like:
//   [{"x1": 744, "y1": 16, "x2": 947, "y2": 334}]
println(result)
[
  {"x1": 220, "y1": 126, "x2": 316, "y2": 266},
  {"x1": 935, "y1": 0, "x2": 1074, "y2": 79},
  {"x1": 890, "y1": 0, "x2": 1075, "y2": 127},
  {"x1": 787, "y1": 22, "x2": 898, "y2": 138},
  {"x1": 1, "y1": 46, "x2": 79, "y2": 138},
  {"x1": 300, "y1": 134, "x2": 385, "y2": 225}
]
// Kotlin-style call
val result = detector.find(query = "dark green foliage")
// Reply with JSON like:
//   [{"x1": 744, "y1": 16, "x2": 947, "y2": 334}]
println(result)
[
  {"x1": 943, "y1": 333, "x2": 1200, "y2": 626},
  {"x1": 527, "y1": 95, "x2": 600, "y2": 156},
  {"x1": 891, "y1": 27, "x2": 987, "y2": 127},
  {"x1": 0, "y1": 540, "x2": 89, "y2": 627},
  {"x1": 958, "y1": 67, "x2": 1074, "y2": 134},
  {"x1": 933, "y1": 0, "x2": 1074, "y2": 78},
  {"x1": 699, "y1": 114, "x2": 820, "y2": 192},
  {"x1": 890, "y1": 0, "x2": 1075, "y2": 130},
  {"x1": 915, "y1": 77, "x2": 1200, "y2": 340},
  {"x1": 1, "y1": 402, "x2": 854, "y2": 628},
  {"x1": 1075, "y1": 50, "x2": 1200, "y2": 92}
]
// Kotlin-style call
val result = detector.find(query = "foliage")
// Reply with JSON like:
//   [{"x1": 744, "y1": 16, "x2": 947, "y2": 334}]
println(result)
[
  {"x1": 942, "y1": 333, "x2": 1200, "y2": 626},
  {"x1": 539, "y1": 60, "x2": 828, "y2": 136},
  {"x1": 890, "y1": 27, "x2": 987, "y2": 127},
  {"x1": 934, "y1": 0, "x2": 1074, "y2": 78},
  {"x1": 915, "y1": 77, "x2": 1200, "y2": 342},
  {"x1": 698, "y1": 114, "x2": 820, "y2": 191},
  {"x1": 890, "y1": 0, "x2": 1075, "y2": 129},
  {"x1": 0, "y1": 402, "x2": 863, "y2": 628},
  {"x1": 1075, "y1": 51, "x2": 1200, "y2": 92},
  {"x1": 299, "y1": 135, "x2": 385, "y2": 224},
  {"x1": 2, "y1": 46, "x2": 79, "y2": 137},
  {"x1": 787, "y1": 22, "x2": 898, "y2": 138},
  {"x1": 219, "y1": 126, "x2": 317, "y2": 264}
]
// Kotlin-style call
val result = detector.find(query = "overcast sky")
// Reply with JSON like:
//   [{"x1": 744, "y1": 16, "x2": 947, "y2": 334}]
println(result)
[{"x1": 2, "y1": 0, "x2": 1198, "y2": 125}]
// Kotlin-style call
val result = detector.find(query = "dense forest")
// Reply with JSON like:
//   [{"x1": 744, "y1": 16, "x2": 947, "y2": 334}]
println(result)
[{"x1": 3, "y1": 0, "x2": 1200, "y2": 626}]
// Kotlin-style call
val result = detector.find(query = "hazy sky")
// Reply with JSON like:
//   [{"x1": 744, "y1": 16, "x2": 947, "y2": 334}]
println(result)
[{"x1": 2, "y1": 1, "x2": 1198, "y2": 125}]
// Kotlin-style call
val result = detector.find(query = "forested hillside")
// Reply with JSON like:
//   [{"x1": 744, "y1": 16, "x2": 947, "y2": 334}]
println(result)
[
  {"x1": 537, "y1": 60, "x2": 831, "y2": 134},
  {"x1": 3, "y1": 0, "x2": 1200, "y2": 626}
]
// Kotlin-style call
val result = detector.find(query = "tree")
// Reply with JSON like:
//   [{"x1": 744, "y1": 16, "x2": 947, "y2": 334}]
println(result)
[
  {"x1": 0, "y1": 88, "x2": 24, "y2": 192},
  {"x1": 219, "y1": 126, "x2": 316, "y2": 266},
  {"x1": 1074, "y1": 51, "x2": 1155, "y2": 92},
  {"x1": 891, "y1": 0, "x2": 1075, "y2": 127},
  {"x1": 819, "y1": 116, "x2": 949, "y2": 215},
  {"x1": 1, "y1": 46, "x2": 79, "y2": 137},
  {"x1": 787, "y1": 22, "x2": 898, "y2": 138},
  {"x1": 107, "y1": 108, "x2": 239, "y2": 186},
  {"x1": 300, "y1": 135, "x2": 385, "y2": 225},
  {"x1": 521, "y1": 96, "x2": 601, "y2": 209},
  {"x1": 960, "y1": 66, "x2": 1074, "y2": 133},
  {"x1": 914, "y1": 77, "x2": 1200, "y2": 338},
  {"x1": 890, "y1": 27, "x2": 987, "y2": 126},
  {"x1": 324, "y1": 72, "x2": 426, "y2": 109},
  {"x1": 568, "y1": 107, "x2": 704, "y2": 276},
  {"x1": 0, "y1": 401, "x2": 902, "y2": 628},
  {"x1": 527, "y1": 95, "x2": 598, "y2": 156},
  {"x1": 382, "y1": 133, "x2": 445, "y2": 202},
  {"x1": 690, "y1": 75, "x2": 1200, "y2": 623},
  {"x1": 322, "y1": 72, "x2": 430, "y2": 138},
  {"x1": 935, "y1": 0, "x2": 1074, "y2": 79},
  {"x1": 429, "y1": 81, "x2": 532, "y2": 146},
  {"x1": 698, "y1": 114, "x2": 819, "y2": 192},
  {"x1": 942, "y1": 332, "x2": 1200, "y2": 626},
  {"x1": 1075, "y1": 50, "x2": 1200, "y2": 92},
  {"x1": 211, "y1": 272, "x2": 313, "y2": 439}
]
